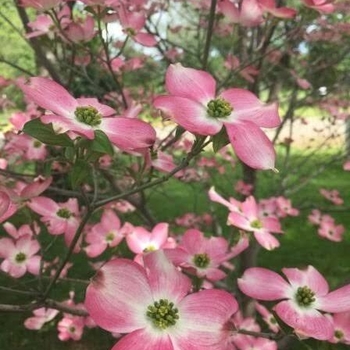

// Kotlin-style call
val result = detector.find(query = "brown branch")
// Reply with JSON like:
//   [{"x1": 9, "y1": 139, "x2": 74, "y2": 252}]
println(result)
[{"x1": 13, "y1": 0, "x2": 63, "y2": 84}]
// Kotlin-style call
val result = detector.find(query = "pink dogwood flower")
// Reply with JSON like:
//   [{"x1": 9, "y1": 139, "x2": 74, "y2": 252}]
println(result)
[
  {"x1": 118, "y1": 6, "x2": 157, "y2": 47},
  {"x1": 227, "y1": 196, "x2": 283, "y2": 250},
  {"x1": 126, "y1": 223, "x2": 176, "y2": 264},
  {"x1": 318, "y1": 220, "x2": 345, "y2": 242},
  {"x1": 328, "y1": 312, "x2": 350, "y2": 344},
  {"x1": 165, "y1": 229, "x2": 234, "y2": 281},
  {"x1": 28, "y1": 196, "x2": 80, "y2": 248},
  {"x1": 18, "y1": 77, "x2": 156, "y2": 151},
  {"x1": 238, "y1": 265, "x2": 350, "y2": 340},
  {"x1": 84, "y1": 209, "x2": 131, "y2": 258},
  {"x1": 58, "y1": 314, "x2": 85, "y2": 341},
  {"x1": 0, "y1": 234, "x2": 40, "y2": 278},
  {"x1": 320, "y1": 188, "x2": 343, "y2": 205},
  {"x1": 154, "y1": 64, "x2": 280, "y2": 169},
  {"x1": 85, "y1": 250, "x2": 238, "y2": 350}
]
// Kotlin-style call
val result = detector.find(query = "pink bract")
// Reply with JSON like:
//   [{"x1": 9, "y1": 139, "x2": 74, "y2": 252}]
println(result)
[{"x1": 154, "y1": 64, "x2": 280, "y2": 169}]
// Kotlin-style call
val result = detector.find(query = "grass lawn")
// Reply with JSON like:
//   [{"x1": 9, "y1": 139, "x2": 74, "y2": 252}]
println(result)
[{"x1": 0, "y1": 151, "x2": 349, "y2": 350}]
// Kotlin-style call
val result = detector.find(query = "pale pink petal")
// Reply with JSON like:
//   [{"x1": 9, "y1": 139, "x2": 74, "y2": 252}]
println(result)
[
  {"x1": 16, "y1": 235, "x2": 40, "y2": 255},
  {"x1": 18, "y1": 77, "x2": 77, "y2": 117},
  {"x1": 111, "y1": 328, "x2": 173, "y2": 350},
  {"x1": 174, "y1": 289, "x2": 238, "y2": 349},
  {"x1": 227, "y1": 211, "x2": 251, "y2": 231},
  {"x1": 20, "y1": 176, "x2": 52, "y2": 199},
  {"x1": 254, "y1": 230, "x2": 280, "y2": 250},
  {"x1": 181, "y1": 229, "x2": 206, "y2": 254},
  {"x1": 0, "y1": 191, "x2": 10, "y2": 217},
  {"x1": 24, "y1": 316, "x2": 46, "y2": 330},
  {"x1": 0, "y1": 202, "x2": 17, "y2": 223},
  {"x1": 240, "y1": 0, "x2": 264, "y2": 27},
  {"x1": 85, "y1": 243, "x2": 107, "y2": 258},
  {"x1": 0, "y1": 238, "x2": 15, "y2": 258},
  {"x1": 219, "y1": 0, "x2": 240, "y2": 22},
  {"x1": 275, "y1": 300, "x2": 333, "y2": 340},
  {"x1": 165, "y1": 64, "x2": 216, "y2": 103},
  {"x1": 85, "y1": 258, "x2": 152, "y2": 333},
  {"x1": 144, "y1": 250, "x2": 191, "y2": 302},
  {"x1": 220, "y1": 89, "x2": 280, "y2": 128},
  {"x1": 205, "y1": 268, "x2": 227, "y2": 281},
  {"x1": 101, "y1": 117, "x2": 156, "y2": 150},
  {"x1": 282, "y1": 266, "x2": 329, "y2": 296},
  {"x1": 261, "y1": 217, "x2": 282, "y2": 233},
  {"x1": 150, "y1": 223, "x2": 169, "y2": 246},
  {"x1": 318, "y1": 285, "x2": 350, "y2": 313},
  {"x1": 2, "y1": 260, "x2": 26, "y2": 278},
  {"x1": 27, "y1": 255, "x2": 41, "y2": 275},
  {"x1": 134, "y1": 32, "x2": 157, "y2": 47},
  {"x1": 126, "y1": 227, "x2": 151, "y2": 253},
  {"x1": 154, "y1": 96, "x2": 222, "y2": 135},
  {"x1": 241, "y1": 196, "x2": 258, "y2": 220},
  {"x1": 238, "y1": 267, "x2": 290, "y2": 300},
  {"x1": 27, "y1": 196, "x2": 58, "y2": 217},
  {"x1": 101, "y1": 209, "x2": 121, "y2": 230},
  {"x1": 225, "y1": 121, "x2": 276, "y2": 170},
  {"x1": 208, "y1": 187, "x2": 241, "y2": 212}
]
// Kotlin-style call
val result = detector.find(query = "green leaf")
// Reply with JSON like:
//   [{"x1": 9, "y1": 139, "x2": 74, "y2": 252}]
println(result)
[
  {"x1": 70, "y1": 159, "x2": 91, "y2": 188},
  {"x1": 212, "y1": 127, "x2": 229, "y2": 153},
  {"x1": 23, "y1": 119, "x2": 73, "y2": 147},
  {"x1": 89, "y1": 130, "x2": 114, "y2": 156}
]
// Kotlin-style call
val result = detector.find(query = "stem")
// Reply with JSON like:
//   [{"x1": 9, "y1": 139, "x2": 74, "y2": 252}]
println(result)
[
  {"x1": 41, "y1": 210, "x2": 92, "y2": 299},
  {"x1": 94, "y1": 138, "x2": 210, "y2": 209},
  {"x1": 14, "y1": 0, "x2": 63, "y2": 84},
  {"x1": 202, "y1": 0, "x2": 217, "y2": 70}
]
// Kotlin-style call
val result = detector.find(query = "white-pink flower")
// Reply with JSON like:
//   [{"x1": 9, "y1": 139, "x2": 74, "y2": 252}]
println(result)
[
  {"x1": 0, "y1": 234, "x2": 41, "y2": 278},
  {"x1": 154, "y1": 64, "x2": 280, "y2": 170},
  {"x1": 238, "y1": 265, "x2": 350, "y2": 340},
  {"x1": 28, "y1": 196, "x2": 80, "y2": 248},
  {"x1": 18, "y1": 77, "x2": 156, "y2": 151},
  {"x1": 85, "y1": 250, "x2": 238, "y2": 350},
  {"x1": 84, "y1": 209, "x2": 130, "y2": 258},
  {"x1": 228, "y1": 196, "x2": 283, "y2": 250},
  {"x1": 165, "y1": 229, "x2": 233, "y2": 281}
]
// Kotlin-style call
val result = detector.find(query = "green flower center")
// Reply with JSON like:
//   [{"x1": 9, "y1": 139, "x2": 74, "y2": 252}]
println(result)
[
  {"x1": 143, "y1": 245, "x2": 156, "y2": 253},
  {"x1": 33, "y1": 140, "x2": 42, "y2": 148},
  {"x1": 105, "y1": 232, "x2": 115, "y2": 242},
  {"x1": 56, "y1": 208, "x2": 72, "y2": 219},
  {"x1": 126, "y1": 27, "x2": 136, "y2": 36},
  {"x1": 15, "y1": 252, "x2": 27, "y2": 263},
  {"x1": 75, "y1": 106, "x2": 102, "y2": 126},
  {"x1": 295, "y1": 286, "x2": 316, "y2": 307},
  {"x1": 193, "y1": 253, "x2": 210, "y2": 268},
  {"x1": 270, "y1": 316, "x2": 277, "y2": 324},
  {"x1": 207, "y1": 98, "x2": 233, "y2": 119},
  {"x1": 335, "y1": 330, "x2": 344, "y2": 339},
  {"x1": 251, "y1": 219, "x2": 263, "y2": 229},
  {"x1": 69, "y1": 326, "x2": 76, "y2": 333},
  {"x1": 146, "y1": 299, "x2": 179, "y2": 330}
]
